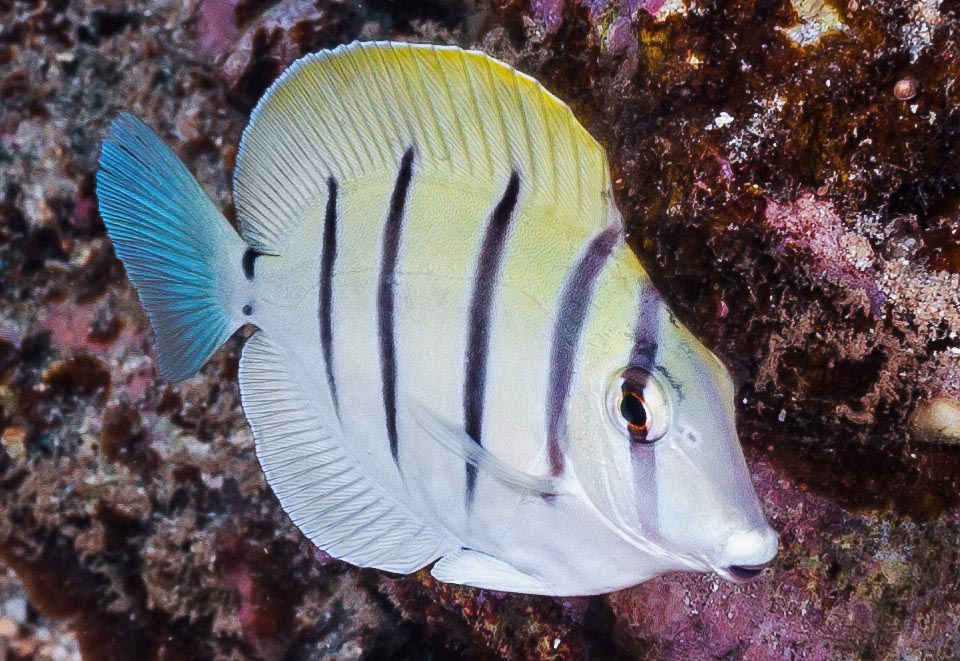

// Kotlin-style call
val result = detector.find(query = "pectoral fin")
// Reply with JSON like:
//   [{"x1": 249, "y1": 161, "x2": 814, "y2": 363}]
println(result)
[{"x1": 408, "y1": 401, "x2": 567, "y2": 497}]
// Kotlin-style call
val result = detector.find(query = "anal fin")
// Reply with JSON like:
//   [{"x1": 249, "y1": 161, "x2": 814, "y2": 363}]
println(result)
[
  {"x1": 240, "y1": 331, "x2": 453, "y2": 573},
  {"x1": 431, "y1": 549, "x2": 553, "y2": 594}
]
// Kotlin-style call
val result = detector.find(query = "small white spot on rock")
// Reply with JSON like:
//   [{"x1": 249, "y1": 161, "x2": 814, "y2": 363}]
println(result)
[{"x1": 714, "y1": 112, "x2": 734, "y2": 128}]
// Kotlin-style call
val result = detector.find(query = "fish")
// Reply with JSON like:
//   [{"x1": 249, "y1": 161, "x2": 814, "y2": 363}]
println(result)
[{"x1": 96, "y1": 40, "x2": 778, "y2": 596}]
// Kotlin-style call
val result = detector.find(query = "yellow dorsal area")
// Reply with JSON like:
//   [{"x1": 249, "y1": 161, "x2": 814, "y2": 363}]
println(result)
[{"x1": 234, "y1": 41, "x2": 615, "y2": 253}]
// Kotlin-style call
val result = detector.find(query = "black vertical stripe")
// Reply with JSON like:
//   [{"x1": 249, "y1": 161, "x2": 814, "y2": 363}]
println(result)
[
  {"x1": 242, "y1": 247, "x2": 263, "y2": 281},
  {"x1": 320, "y1": 176, "x2": 340, "y2": 418},
  {"x1": 379, "y1": 148, "x2": 415, "y2": 463},
  {"x1": 463, "y1": 171, "x2": 521, "y2": 503},
  {"x1": 545, "y1": 225, "x2": 621, "y2": 475}
]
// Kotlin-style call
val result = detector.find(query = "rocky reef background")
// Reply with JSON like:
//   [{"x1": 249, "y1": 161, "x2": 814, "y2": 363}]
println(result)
[{"x1": 1, "y1": 0, "x2": 959, "y2": 658}]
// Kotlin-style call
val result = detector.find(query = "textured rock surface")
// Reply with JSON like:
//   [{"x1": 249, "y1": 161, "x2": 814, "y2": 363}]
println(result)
[{"x1": 1, "y1": 0, "x2": 959, "y2": 658}]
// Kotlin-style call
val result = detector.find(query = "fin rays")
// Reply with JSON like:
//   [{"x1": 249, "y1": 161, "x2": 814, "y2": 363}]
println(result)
[
  {"x1": 233, "y1": 41, "x2": 613, "y2": 253},
  {"x1": 240, "y1": 332, "x2": 451, "y2": 573},
  {"x1": 96, "y1": 114, "x2": 247, "y2": 382}
]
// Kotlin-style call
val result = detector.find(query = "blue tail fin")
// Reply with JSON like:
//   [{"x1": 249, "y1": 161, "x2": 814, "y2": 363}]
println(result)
[{"x1": 97, "y1": 114, "x2": 248, "y2": 381}]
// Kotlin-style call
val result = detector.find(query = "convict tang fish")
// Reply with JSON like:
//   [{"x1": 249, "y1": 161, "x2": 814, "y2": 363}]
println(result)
[{"x1": 96, "y1": 41, "x2": 778, "y2": 595}]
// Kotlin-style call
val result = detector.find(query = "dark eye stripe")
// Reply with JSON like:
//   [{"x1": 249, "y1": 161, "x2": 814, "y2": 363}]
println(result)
[{"x1": 630, "y1": 281, "x2": 661, "y2": 369}]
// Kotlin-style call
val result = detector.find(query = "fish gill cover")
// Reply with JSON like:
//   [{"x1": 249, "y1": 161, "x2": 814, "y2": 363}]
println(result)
[{"x1": 0, "y1": 0, "x2": 958, "y2": 658}]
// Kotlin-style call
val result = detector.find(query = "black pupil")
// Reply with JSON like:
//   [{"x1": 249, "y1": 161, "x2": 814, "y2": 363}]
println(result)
[{"x1": 620, "y1": 391, "x2": 647, "y2": 430}]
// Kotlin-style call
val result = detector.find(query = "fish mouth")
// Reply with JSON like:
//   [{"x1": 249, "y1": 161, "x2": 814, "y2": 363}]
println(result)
[
  {"x1": 724, "y1": 564, "x2": 767, "y2": 581},
  {"x1": 715, "y1": 526, "x2": 779, "y2": 582}
]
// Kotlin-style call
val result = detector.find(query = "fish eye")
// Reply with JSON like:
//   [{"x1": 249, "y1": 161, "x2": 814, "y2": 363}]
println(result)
[
  {"x1": 607, "y1": 367, "x2": 671, "y2": 444},
  {"x1": 619, "y1": 390, "x2": 649, "y2": 441}
]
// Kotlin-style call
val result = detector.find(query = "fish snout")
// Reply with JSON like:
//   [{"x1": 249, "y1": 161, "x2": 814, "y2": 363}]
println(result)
[{"x1": 715, "y1": 526, "x2": 779, "y2": 582}]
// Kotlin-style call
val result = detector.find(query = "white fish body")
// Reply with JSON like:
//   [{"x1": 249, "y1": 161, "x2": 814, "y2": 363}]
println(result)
[{"x1": 97, "y1": 41, "x2": 777, "y2": 595}]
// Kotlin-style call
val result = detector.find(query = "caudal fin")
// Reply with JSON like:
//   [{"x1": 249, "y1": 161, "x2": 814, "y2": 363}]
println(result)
[{"x1": 96, "y1": 113, "x2": 248, "y2": 381}]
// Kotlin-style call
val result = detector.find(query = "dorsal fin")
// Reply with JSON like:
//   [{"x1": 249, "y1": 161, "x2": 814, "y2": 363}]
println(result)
[{"x1": 234, "y1": 40, "x2": 615, "y2": 253}]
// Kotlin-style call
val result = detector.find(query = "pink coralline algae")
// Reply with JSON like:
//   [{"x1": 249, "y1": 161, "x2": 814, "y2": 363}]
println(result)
[
  {"x1": 606, "y1": 456, "x2": 960, "y2": 659},
  {"x1": 764, "y1": 192, "x2": 885, "y2": 315},
  {"x1": 530, "y1": 0, "x2": 565, "y2": 34},
  {"x1": 606, "y1": 16, "x2": 639, "y2": 54},
  {"x1": 196, "y1": 0, "x2": 241, "y2": 57},
  {"x1": 639, "y1": 0, "x2": 668, "y2": 13},
  {"x1": 534, "y1": 0, "x2": 669, "y2": 35},
  {"x1": 582, "y1": 0, "x2": 667, "y2": 15}
]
